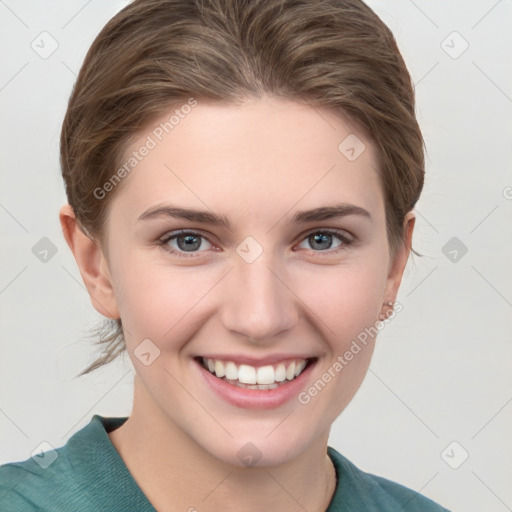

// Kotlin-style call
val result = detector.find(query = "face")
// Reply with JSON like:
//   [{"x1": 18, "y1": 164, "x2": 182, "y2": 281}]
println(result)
[{"x1": 99, "y1": 97, "x2": 407, "y2": 467}]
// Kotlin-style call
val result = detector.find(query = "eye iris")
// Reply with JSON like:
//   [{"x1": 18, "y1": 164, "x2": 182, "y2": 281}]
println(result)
[
  {"x1": 177, "y1": 234, "x2": 201, "y2": 251},
  {"x1": 310, "y1": 233, "x2": 332, "y2": 250}
]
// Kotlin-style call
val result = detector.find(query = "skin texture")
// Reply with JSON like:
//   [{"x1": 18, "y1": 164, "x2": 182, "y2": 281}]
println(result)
[{"x1": 60, "y1": 97, "x2": 415, "y2": 512}]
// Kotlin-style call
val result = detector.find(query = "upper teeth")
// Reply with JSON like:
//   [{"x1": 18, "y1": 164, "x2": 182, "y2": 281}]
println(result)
[{"x1": 203, "y1": 358, "x2": 308, "y2": 385}]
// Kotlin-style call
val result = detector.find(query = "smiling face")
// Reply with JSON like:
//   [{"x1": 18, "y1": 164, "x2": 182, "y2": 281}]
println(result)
[{"x1": 93, "y1": 96, "x2": 412, "y2": 467}]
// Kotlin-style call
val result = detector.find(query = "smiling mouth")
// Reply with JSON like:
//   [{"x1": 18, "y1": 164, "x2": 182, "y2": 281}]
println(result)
[{"x1": 195, "y1": 356, "x2": 316, "y2": 390}]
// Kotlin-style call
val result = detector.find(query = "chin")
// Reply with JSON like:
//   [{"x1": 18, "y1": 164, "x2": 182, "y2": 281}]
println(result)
[{"x1": 196, "y1": 424, "x2": 318, "y2": 469}]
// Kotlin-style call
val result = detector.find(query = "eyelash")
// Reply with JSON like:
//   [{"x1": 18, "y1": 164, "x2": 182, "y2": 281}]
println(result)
[{"x1": 157, "y1": 229, "x2": 354, "y2": 258}]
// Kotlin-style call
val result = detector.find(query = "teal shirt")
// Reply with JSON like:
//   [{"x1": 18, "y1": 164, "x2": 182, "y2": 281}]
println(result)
[{"x1": 0, "y1": 415, "x2": 450, "y2": 511}]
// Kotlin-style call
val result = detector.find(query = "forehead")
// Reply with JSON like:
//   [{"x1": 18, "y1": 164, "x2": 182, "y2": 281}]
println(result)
[{"x1": 108, "y1": 97, "x2": 384, "y2": 224}]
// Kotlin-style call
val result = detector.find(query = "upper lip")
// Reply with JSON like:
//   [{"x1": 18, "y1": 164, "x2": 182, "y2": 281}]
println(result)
[{"x1": 196, "y1": 354, "x2": 317, "y2": 367}]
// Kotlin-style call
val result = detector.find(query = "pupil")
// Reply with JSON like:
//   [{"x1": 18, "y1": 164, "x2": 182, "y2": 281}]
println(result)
[{"x1": 311, "y1": 233, "x2": 331, "y2": 250}]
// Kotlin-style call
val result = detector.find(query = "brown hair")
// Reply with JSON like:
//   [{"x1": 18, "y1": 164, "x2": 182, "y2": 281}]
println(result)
[{"x1": 60, "y1": 0, "x2": 425, "y2": 376}]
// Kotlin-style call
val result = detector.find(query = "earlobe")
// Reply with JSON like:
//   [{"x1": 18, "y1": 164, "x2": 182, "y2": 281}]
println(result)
[
  {"x1": 59, "y1": 204, "x2": 120, "y2": 320},
  {"x1": 383, "y1": 211, "x2": 416, "y2": 304}
]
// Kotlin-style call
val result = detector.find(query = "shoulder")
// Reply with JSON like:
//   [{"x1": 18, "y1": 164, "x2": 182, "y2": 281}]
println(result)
[
  {"x1": 0, "y1": 449, "x2": 81, "y2": 511},
  {"x1": 327, "y1": 446, "x2": 451, "y2": 511},
  {"x1": 0, "y1": 415, "x2": 130, "y2": 512}
]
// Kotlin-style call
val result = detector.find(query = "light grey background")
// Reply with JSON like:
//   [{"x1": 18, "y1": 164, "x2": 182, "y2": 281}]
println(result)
[{"x1": 1, "y1": 1, "x2": 511, "y2": 511}]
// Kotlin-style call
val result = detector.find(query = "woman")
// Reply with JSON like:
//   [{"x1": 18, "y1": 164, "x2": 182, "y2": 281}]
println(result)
[{"x1": 0, "y1": 0, "x2": 450, "y2": 510}]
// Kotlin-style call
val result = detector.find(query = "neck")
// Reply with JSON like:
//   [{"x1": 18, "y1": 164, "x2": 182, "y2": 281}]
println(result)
[{"x1": 108, "y1": 378, "x2": 337, "y2": 512}]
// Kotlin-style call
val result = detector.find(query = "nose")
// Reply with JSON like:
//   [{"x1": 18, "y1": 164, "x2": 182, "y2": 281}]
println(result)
[{"x1": 220, "y1": 249, "x2": 299, "y2": 343}]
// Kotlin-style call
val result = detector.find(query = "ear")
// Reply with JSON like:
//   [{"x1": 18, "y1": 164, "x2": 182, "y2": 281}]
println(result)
[
  {"x1": 383, "y1": 211, "x2": 416, "y2": 304},
  {"x1": 59, "y1": 204, "x2": 120, "y2": 319}
]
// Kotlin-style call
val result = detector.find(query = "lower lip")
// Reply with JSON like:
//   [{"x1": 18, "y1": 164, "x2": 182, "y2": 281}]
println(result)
[{"x1": 195, "y1": 359, "x2": 316, "y2": 409}]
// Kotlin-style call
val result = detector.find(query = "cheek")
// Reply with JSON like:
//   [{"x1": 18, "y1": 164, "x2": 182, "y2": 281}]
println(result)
[
  {"x1": 111, "y1": 255, "x2": 215, "y2": 346},
  {"x1": 295, "y1": 257, "x2": 388, "y2": 347},
  {"x1": 293, "y1": 261, "x2": 387, "y2": 421}
]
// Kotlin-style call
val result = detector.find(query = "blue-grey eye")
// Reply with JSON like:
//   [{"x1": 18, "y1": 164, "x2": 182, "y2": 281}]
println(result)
[
  {"x1": 162, "y1": 231, "x2": 212, "y2": 254},
  {"x1": 298, "y1": 231, "x2": 345, "y2": 251}
]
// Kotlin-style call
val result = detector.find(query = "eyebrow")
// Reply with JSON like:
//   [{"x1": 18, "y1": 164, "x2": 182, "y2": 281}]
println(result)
[{"x1": 137, "y1": 203, "x2": 371, "y2": 228}]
